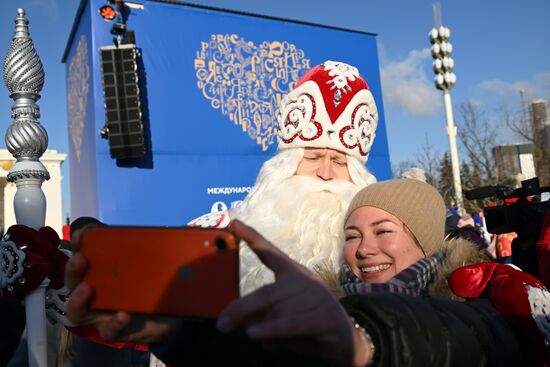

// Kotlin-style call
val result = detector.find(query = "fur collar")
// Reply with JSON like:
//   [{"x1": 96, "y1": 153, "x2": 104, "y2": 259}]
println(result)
[{"x1": 427, "y1": 237, "x2": 489, "y2": 301}]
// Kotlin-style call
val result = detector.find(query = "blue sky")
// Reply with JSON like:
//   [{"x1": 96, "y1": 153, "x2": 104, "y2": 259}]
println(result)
[{"x1": 0, "y1": 0, "x2": 549, "y2": 217}]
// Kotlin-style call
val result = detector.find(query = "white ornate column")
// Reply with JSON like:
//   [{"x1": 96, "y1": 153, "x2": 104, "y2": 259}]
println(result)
[{"x1": 3, "y1": 8, "x2": 50, "y2": 367}]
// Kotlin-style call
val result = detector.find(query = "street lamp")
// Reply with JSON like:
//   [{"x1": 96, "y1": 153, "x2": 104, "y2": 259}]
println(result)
[{"x1": 429, "y1": 24, "x2": 464, "y2": 214}]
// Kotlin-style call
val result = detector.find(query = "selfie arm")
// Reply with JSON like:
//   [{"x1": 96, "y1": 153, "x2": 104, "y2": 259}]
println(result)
[{"x1": 341, "y1": 293, "x2": 524, "y2": 366}]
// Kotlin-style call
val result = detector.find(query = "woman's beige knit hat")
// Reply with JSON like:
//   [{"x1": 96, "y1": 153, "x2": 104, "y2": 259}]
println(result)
[{"x1": 344, "y1": 179, "x2": 446, "y2": 256}]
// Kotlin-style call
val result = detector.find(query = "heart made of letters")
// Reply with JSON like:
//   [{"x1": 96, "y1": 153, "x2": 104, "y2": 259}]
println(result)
[{"x1": 194, "y1": 35, "x2": 311, "y2": 151}]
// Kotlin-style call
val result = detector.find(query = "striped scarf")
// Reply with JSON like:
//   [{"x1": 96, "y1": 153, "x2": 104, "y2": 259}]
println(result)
[{"x1": 341, "y1": 252, "x2": 445, "y2": 297}]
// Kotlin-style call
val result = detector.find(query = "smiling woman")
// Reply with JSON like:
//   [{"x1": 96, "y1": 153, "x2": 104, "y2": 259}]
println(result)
[
  {"x1": 339, "y1": 179, "x2": 453, "y2": 299},
  {"x1": 335, "y1": 179, "x2": 549, "y2": 365},
  {"x1": 342, "y1": 178, "x2": 444, "y2": 285},
  {"x1": 344, "y1": 206, "x2": 425, "y2": 284}
]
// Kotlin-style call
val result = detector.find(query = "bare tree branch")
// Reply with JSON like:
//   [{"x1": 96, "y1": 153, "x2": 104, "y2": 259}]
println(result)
[
  {"x1": 456, "y1": 102, "x2": 499, "y2": 183},
  {"x1": 414, "y1": 135, "x2": 441, "y2": 186},
  {"x1": 499, "y1": 104, "x2": 534, "y2": 142}
]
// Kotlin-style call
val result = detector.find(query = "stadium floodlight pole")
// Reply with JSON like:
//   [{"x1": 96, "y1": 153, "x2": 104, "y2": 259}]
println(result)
[{"x1": 429, "y1": 3, "x2": 464, "y2": 214}]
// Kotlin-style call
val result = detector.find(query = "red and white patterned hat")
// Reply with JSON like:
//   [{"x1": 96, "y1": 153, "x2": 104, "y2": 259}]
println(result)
[{"x1": 277, "y1": 61, "x2": 378, "y2": 162}]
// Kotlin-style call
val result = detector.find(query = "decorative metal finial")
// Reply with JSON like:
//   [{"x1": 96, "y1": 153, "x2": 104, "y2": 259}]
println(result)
[
  {"x1": 2, "y1": 9, "x2": 51, "y2": 367},
  {"x1": 3, "y1": 8, "x2": 49, "y2": 182},
  {"x1": 4, "y1": 8, "x2": 44, "y2": 95}
]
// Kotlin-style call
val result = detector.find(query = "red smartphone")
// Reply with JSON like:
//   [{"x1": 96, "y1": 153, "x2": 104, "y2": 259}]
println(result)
[{"x1": 80, "y1": 226, "x2": 239, "y2": 318}]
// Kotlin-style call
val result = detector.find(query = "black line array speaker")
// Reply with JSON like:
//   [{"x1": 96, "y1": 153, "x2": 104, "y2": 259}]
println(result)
[{"x1": 99, "y1": 44, "x2": 146, "y2": 159}]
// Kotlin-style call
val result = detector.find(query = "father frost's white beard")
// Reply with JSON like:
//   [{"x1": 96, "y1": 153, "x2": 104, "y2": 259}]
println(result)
[{"x1": 235, "y1": 175, "x2": 360, "y2": 295}]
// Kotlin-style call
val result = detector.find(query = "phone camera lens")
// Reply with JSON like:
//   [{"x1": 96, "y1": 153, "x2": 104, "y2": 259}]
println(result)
[{"x1": 216, "y1": 237, "x2": 227, "y2": 252}]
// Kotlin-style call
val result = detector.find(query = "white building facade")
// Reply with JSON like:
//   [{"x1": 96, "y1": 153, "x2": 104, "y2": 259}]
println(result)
[{"x1": 0, "y1": 149, "x2": 66, "y2": 236}]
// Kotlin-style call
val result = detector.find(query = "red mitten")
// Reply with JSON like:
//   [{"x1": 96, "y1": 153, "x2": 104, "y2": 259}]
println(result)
[
  {"x1": 0, "y1": 225, "x2": 70, "y2": 299},
  {"x1": 449, "y1": 262, "x2": 550, "y2": 365},
  {"x1": 0, "y1": 225, "x2": 53, "y2": 298},
  {"x1": 39, "y1": 226, "x2": 69, "y2": 290}
]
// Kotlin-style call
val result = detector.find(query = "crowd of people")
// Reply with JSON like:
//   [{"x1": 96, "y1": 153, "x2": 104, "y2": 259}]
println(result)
[{"x1": 1, "y1": 61, "x2": 549, "y2": 366}]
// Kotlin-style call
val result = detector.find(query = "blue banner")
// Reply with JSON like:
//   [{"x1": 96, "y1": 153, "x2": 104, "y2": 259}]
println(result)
[{"x1": 64, "y1": 0, "x2": 391, "y2": 225}]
